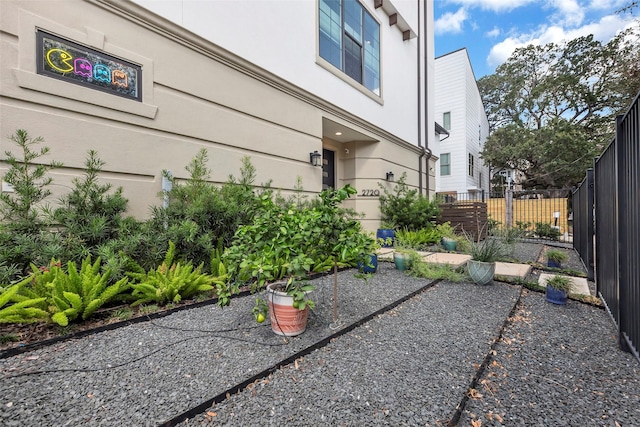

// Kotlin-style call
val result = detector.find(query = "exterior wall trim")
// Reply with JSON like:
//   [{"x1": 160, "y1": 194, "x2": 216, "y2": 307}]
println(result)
[{"x1": 92, "y1": 0, "x2": 416, "y2": 151}]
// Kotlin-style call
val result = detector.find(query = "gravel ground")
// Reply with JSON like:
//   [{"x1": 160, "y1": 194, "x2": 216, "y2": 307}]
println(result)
[
  {"x1": 2, "y1": 248, "x2": 636, "y2": 427},
  {"x1": 459, "y1": 289, "x2": 640, "y2": 426}
]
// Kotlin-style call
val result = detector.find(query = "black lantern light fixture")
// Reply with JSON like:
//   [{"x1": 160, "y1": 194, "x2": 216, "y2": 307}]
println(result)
[
  {"x1": 386, "y1": 171, "x2": 395, "y2": 182},
  {"x1": 309, "y1": 150, "x2": 322, "y2": 167}
]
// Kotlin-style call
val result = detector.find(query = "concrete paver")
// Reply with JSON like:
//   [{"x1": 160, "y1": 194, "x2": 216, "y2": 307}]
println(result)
[
  {"x1": 538, "y1": 273, "x2": 591, "y2": 295},
  {"x1": 422, "y1": 252, "x2": 471, "y2": 269},
  {"x1": 495, "y1": 261, "x2": 532, "y2": 280}
]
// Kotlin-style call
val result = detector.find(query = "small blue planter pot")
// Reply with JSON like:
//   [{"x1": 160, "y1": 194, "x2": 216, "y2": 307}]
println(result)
[
  {"x1": 547, "y1": 260, "x2": 562, "y2": 269},
  {"x1": 545, "y1": 286, "x2": 567, "y2": 305},
  {"x1": 358, "y1": 254, "x2": 378, "y2": 274},
  {"x1": 376, "y1": 229, "x2": 395, "y2": 247}
]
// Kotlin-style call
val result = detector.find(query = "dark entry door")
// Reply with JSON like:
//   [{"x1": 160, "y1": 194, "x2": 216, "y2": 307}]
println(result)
[{"x1": 322, "y1": 148, "x2": 335, "y2": 190}]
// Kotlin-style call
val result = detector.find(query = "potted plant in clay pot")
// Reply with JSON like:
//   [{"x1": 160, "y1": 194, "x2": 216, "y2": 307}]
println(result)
[
  {"x1": 465, "y1": 235, "x2": 506, "y2": 285},
  {"x1": 221, "y1": 185, "x2": 373, "y2": 335},
  {"x1": 221, "y1": 193, "x2": 322, "y2": 336},
  {"x1": 545, "y1": 274, "x2": 573, "y2": 305},
  {"x1": 546, "y1": 249, "x2": 569, "y2": 269}
]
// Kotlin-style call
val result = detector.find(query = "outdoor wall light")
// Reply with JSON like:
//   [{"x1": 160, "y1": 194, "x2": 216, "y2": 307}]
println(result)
[
  {"x1": 386, "y1": 171, "x2": 395, "y2": 182},
  {"x1": 309, "y1": 150, "x2": 322, "y2": 167}
]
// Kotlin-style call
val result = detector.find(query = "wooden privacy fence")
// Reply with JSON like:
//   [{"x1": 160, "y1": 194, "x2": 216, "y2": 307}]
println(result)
[
  {"x1": 486, "y1": 197, "x2": 570, "y2": 235},
  {"x1": 437, "y1": 202, "x2": 487, "y2": 240}
]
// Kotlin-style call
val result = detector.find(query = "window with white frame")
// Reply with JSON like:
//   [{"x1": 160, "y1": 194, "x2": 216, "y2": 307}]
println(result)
[
  {"x1": 468, "y1": 153, "x2": 475, "y2": 177},
  {"x1": 440, "y1": 153, "x2": 451, "y2": 176},
  {"x1": 319, "y1": 0, "x2": 380, "y2": 95},
  {"x1": 443, "y1": 112, "x2": 451, "y2": 130}
]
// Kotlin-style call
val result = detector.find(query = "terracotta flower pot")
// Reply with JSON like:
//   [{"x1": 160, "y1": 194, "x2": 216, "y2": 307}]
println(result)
[{"x1": 266, "y1": 282, "x2": 309, "y2": 337}]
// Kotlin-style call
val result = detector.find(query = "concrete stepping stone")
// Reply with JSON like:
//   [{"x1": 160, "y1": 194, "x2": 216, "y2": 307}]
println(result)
[
  {"x1": 539, "y1": 273, "x2": 591, "y2": 295},
  {"x1": 422, "y1": 252, "x2": 471, "y2": 269},
  {"x1": 495, "y1": 262, "x2": 532, "y2": 280}
]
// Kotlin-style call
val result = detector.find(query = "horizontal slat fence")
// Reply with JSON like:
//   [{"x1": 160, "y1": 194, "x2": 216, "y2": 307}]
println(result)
[{"x1": 437, "y1": 202, "x2": 487, "y2": 240}]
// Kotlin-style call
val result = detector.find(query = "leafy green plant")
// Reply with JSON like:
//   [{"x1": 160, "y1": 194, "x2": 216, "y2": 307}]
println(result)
[
  {"x1": 467, "y1": 237, "x2": 507, "y2": 263},
  {"x1": 545, "y1": 275, "x2": 573, "y2": 293},
  {"x1": 109, "y1": 307, "x2": 133, "y2": 322},
  {"x1": 27, "y1": 256, "x2": 131, "y2": 326},
  {"x1": 146, "y1": 151, "x2": 263, "y2": 271},
  {"x1": 222, "y1": 193, "x2": 322, "y2": 311},
  {"x1": 53, "y1": 150, "x2": 129, "y2": 262},
  {"x1": 535, "y1": 222, "x2": 561, "y2": 240},
  {"x1": 128, "y1": 241, "x2": 223, "y2": 307},
  {"x1": 0, "y1": 129, "x2": 62, "y2": 281},
  {"x1": 435, "y1": 222, "x2": 457, "y2": 239},
  {"x1": 394, "y1": 227, "x2": 440, "y2": 250},
  {"x1": 546, "y1": 249, "x2": 569, "y2": 264},
  {"x1": 378, "y1": 172, "x2": 440, "y2": 231},
  {"x1": 407, "y1": 256, "x2": 467, "y2": 282},
  {"x1": 0, "y1": 279, "x2": 49, "y2": 324}
]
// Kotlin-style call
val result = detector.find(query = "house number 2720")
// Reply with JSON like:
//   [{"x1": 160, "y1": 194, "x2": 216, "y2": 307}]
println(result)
[{"x1": 360, "y1": 189, "x2": 380, "y2": 196}]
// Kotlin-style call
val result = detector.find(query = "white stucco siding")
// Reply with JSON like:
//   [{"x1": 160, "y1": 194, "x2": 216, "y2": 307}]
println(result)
[{"x1": 131, "y1": 0, "x2": 424, "y2": 146}]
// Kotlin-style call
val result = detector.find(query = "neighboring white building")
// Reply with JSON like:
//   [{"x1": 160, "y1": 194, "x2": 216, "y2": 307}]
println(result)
[
  {"x1": 434, "y1": 48, "x2": 490, "y2": 198},
  {"x1": 0, "y1": 0, "x2": 437, "y2": 230}
]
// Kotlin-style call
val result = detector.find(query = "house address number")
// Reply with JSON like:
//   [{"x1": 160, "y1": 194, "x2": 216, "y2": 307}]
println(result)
[{"x1": 360, "y1": 189, "x2": 380, "y2": 196}]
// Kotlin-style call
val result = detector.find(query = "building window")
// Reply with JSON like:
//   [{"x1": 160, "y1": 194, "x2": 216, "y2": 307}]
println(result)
[
  {"x1": 319, "y1": 0, "x2": 380, "y2": 95},
  {"x1": 443, "y1": 112, "x2": 451, "y2": 130},
  {"x1": 468, "y1": 153, "x2": 475, "y2": 177},
  {"x1": 440, "y1": 153, "x2": 451, "y2": 176}
]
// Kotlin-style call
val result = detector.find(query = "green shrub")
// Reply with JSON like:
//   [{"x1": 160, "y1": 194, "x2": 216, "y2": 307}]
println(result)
[
  {"x1": 128, "y1": 241, "x2": 224, "y2": 307},
  {"x1": 146, "y1": 151, "x2": 262, "y2": 271},
  {"x1": 0, "y1": 129, "x2": 62, "y2": 281},
  {"x1": 23, "y1": 256, "x2": 131, "y2": 326},
  {"x1": 0, "y1": 279, "x2": 49, "y2": 324},
  {"x1": 378, "y1": 173, "x2": 440, "y2": 231},
  {"x1": 535, "y1": 222, "x2": 561, "y2": 240},
  {"x1": 53, "y1": 150, "x2": 130, "y2": 262},
  {"x1": 395, "y1": 227, "x2": 440, "y2": 250}
]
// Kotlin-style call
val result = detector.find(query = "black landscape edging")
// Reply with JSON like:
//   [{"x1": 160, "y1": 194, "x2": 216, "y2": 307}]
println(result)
[
  {"x1": 0, "y1": 289, "x2": 253, "y2": 360},
  {"x1": 157, "y1": 278, "x2": 443, "y2": 427},
  {"x1": 447, "y1": 284, "x2": 524, "y2": 426}
]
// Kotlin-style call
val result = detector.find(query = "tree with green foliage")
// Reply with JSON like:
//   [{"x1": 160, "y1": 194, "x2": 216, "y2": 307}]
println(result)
[
  {"x1": 53, "y1": 150, "x2": 130, "y2": 261},
  {"x1": 479, "y1": 27, "x2": 640, "y2": 189},
  {"x1": 0, "y1": 130, "x2": 62, "y2": 281}
]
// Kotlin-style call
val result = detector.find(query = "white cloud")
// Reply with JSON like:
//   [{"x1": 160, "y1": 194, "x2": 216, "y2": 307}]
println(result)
[
  {"x1": 587, "y1": 0, "x2": 628, "y2": 10},
  {"x1": 486, "y1": 26, "x2": 501, "y2": 37},
  {"x1": 443, "y1": 0, "x2": 536, "y2": 13},
  {"x1": 435, "y1": 7, "x2": 468, "y2": 35},
  {"x1": 550, "y1": 0, "x2": 585, "y2": 26},
  {"x1": 486, "y1": 12, "x2": 637, "y2": 67}
]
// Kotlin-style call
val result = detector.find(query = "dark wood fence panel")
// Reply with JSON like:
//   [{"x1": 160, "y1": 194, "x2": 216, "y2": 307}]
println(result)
[{"x1": 437, "y1": 202, "x2": 488, "y2": 240}]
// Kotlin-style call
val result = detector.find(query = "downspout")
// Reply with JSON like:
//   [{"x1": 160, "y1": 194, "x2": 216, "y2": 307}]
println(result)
[
  {"x1": 417, "y1": 0, "x2": 423, "y2": 194},
  {"x1": 422, "y1": 0, "x2": 430, "y2": 196}
]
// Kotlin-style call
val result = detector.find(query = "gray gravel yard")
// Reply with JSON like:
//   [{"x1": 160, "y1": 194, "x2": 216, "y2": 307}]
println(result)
[{"x1": 1, "y1": 246, "x2": 637, "y2": 427}]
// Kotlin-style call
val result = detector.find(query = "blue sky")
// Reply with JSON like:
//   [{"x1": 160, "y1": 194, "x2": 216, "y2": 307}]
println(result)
[{"x1": 434, "y1": 0, "x2": 639, "y2": 78}]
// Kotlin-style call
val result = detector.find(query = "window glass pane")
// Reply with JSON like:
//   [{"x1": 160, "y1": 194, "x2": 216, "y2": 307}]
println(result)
[
  {"x1": 441, "y1": 153, "x2": 450, "y2": 176},
  {"x1": 344, "y1": 0, "x2": 362, "y2": 42},
  {"x1": 443, "y1": 112, "x2": 451, "y2": 130},
  {"x1": 364, "y1": 12, "x2": 380, "y2": 95},
  {"x1": 319, "y1": 0, "x2": 342, "y2": 69},
  {"x1": 344, "y1": 35, "x2": 362, "y2": 83}
]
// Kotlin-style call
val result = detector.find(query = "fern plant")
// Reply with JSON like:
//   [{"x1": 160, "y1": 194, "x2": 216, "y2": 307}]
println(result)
[
  {"x1": 0, "y1": 279, "x2": 49, "y2": 324},
  {"x1": 25, "y1": 256, "x2": 130, "y2": 326},
  {"x1": 128, "y1": 241, "x2": 225, "y2": 307}
]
